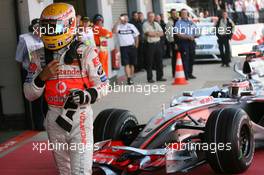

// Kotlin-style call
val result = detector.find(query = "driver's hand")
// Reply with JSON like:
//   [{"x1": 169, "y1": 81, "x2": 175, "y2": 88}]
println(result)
[
  {"x1": 70, "y1": 89, "x2": 90, "y2": 105},
  {"x1": 39, "y1": 60, "x2": 60, "y2": 81}
]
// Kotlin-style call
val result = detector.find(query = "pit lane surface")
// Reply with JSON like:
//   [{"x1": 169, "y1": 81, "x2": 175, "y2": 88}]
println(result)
[
  {"x1": 93, "y1": 59, "x2": 240, "y2": 124},
  {"x1": 0, "y1": 139, "x2": 263, "y2": 175}
]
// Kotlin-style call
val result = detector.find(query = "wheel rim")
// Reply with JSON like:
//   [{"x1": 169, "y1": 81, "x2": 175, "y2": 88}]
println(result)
[
  {"x1": 121, "y1": 119, "x2": 138, "y2": 145},
  {"x1": 239, "y1": 124, "x2": 251, "y2": 158}
]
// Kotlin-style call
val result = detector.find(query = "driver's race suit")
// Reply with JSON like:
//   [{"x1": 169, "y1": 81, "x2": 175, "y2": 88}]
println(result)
[{"x1": 24, "y1": 44, "x2": 109, "y2": 175}]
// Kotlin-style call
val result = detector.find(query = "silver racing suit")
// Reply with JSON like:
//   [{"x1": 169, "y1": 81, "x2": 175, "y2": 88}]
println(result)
[{"x1": 24, "y1": 44, "x2": 109, "y2": 175}]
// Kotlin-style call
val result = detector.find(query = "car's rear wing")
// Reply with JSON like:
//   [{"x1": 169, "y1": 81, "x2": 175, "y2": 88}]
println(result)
[{"x1": 238, "y1": 52, "x2": 262, "y2": 57}]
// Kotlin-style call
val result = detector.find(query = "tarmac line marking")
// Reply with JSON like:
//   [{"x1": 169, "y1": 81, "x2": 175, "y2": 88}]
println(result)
[{"x1": 0, "y1": 131, "x2": 39, "y2": 154}]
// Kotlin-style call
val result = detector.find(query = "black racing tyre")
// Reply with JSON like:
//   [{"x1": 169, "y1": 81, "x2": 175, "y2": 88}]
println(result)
[
  {"x1": 205, "y1": 108, "x2": 254, "y2": 174},
  {"x1": 94, "y1": 108, "x2": 138, "y2": 145}
]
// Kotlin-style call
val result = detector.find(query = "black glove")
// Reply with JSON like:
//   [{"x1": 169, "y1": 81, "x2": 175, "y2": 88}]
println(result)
[{"x1": 70, "y1": 89, "x2": 90, "y2": 105}]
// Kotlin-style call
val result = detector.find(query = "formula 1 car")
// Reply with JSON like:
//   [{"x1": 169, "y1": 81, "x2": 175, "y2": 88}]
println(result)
[{"x1": 92, "y1": 52, "x2": 264, "y2": 175}]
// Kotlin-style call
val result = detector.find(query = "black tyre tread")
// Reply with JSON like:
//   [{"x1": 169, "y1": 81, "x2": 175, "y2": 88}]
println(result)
[
  {"x1": 102, "y1": 109, "x2": 130, "y2": 140},
  {"x1": 94, "y1": 108, "x2": 138, "y2": 145},
  {"x1": 94, "y1": 108, "x2": 117, "y2": 142},
  {"x1": 205, "y1": 108, "x2": 254, "y2": 174},
  {"x1": 205, "y1": 109, "x2": 223, "y2": 172}
]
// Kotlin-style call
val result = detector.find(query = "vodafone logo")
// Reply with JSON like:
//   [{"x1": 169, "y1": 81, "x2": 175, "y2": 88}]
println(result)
[{"x1": 56, "y1": 81, "x2": 67, "y2": 93}]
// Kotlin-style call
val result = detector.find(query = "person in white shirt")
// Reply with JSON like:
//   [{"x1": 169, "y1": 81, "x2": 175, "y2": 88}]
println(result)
[
  {"x1": 245, "y1": 0, "x2": 257, "y2": 24},
  {"x1": 15, "y1": 18, "x2": 46, "y2": 131},
  {"x1": 16, "y1": 19, "x2": 43, "y2": 73},
  {"x1": 113, "y1": 14, "x2": 139, "y2": 85}
]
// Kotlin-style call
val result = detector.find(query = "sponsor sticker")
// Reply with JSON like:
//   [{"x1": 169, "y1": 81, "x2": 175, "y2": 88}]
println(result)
[
  {"x1": 56, "y1": 81, "x2": 67, "y2": 93},
  {"x1": 92, "y1": 57, "x2": 100, "y2": 67},
  {"x1": 29, "y1": 63, "x2": 37, "y2": 73},
  {"x1": 100, "y1": 75, "x2": 107, "y2": 82},
  {"x1": 97, "y1": 66, "x2": 104, "y2": 76}
]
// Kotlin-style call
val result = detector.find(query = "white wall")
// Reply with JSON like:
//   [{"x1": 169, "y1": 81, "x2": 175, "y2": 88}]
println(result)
[
  {"x1": 0, "y1": 1, "x2": 24, "y2": 114},
  {"x1": 137, "y1": 0, "x2": 154, "y2": 16},
  {"x1": 146, "y1": 0, "x2": 153, "y2": 12},
  {"x1": 17, "y1": 0, "x2": 30, "y2": 34},
  {"x1": 27, "y1": 0, "x2": 53, "y2": 21},
  {"x1": 17, "y1": 0, "x2": 53, "y2": 34}
]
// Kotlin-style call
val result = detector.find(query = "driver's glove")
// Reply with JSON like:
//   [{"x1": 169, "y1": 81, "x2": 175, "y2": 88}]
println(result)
[{"x1": 70, "y1": 89, "x2": 91, "y2": 105}]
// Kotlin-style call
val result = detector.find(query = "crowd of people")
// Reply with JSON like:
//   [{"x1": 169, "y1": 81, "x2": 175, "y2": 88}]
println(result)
[
  {"x1": 214, "y1": 0, "x2": 264, "y2": 24},
  {"x1": 16, "y1": 8, "x2": 237, "y2": 86},
  {"x1": 112, "y1": 9, "x2": 199, "y2": 84}
]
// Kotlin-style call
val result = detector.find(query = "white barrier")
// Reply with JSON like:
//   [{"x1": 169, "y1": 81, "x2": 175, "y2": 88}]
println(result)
[
  {"x1": 231, "y1": 23, "x2": 264, "y2": 56},
  {"x1": 231, "y1": 23, "x2": 264, "y2": 45}
]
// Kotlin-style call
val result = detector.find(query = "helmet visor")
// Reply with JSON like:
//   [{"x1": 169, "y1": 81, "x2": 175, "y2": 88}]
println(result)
[{"x1": 40, "y1": 19, "x2": 71, "y2": 36}]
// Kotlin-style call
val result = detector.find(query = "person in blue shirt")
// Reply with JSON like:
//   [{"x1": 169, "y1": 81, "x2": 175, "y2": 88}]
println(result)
[{"x1": 174, "y1": 9, "x2": 200, "y2": 80}]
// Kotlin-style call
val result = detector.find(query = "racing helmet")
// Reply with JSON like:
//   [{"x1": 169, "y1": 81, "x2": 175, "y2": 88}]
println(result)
[
  {"x1": 40, "y1": 3, "x2": 76, "y2": 50},
  {"x1": 228, "y1": 79, "x2": 250, "y2": 97}
]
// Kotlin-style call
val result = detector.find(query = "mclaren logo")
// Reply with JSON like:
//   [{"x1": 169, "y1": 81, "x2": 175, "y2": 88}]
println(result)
[{"x1": 56, "y1": 81, "x2": 67, "y2": 93}]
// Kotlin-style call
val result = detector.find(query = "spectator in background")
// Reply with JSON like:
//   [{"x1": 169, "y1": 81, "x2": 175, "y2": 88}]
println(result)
[
  {"x1": 200, "y1": 10, "x2": 212, "y2": 23},
  {"x1": 137, "y1": 12, "x2": 147, "y2": 71},
  {"x1": 143, "y1": 12, "x2": 166, "y2": 83},
  {"x1": 214, "y1": 0, "x2": 226, "y2": 16},
  {"x1": 157, "y1": 14, "x2": 167, "y2": 34},
  {"x1": 166, "y1": 9, "x2": 179, "y2": 77},
  {"x1": 174, "y1": 9, "x2": 199, "y2": 80},
  {"x1": 113, "y1": 14, "x2": 139, "y2": 85},
  {"x1": 226, "y1": 0, "x2": 235, "y2": 20},
  {"x1": 93, "y1": 14, "x2": 113, "y2": 76},
  {"x1": 78, "y1": 16, "x2": 95, "y2": 46},
  {"x1": 155, "y1": 14, "x2": 166, "y2": 59},
  {"x1": 204, "y1": 10, "x2": 210, "y2": 18},
  {"x1": 160, "y1": 14, "x2": 166, "y2": 27},
  {"x1": 245, "y1": 0, "x2": 257, "y2": 24},
  {"x1": 160, "y1": 14, "x2": 168, "y2": 58},
  {"x1": 216, "y1": 11, "x2": 235, "y2": 67},
  {"x1": 199, "y1": 11, "x2": 205, "y2": 18},
  {"x1": 131, "y1": 11, "x2": 144, "y2": 72},
  {"x1": 138, "y1": 12, "x2": 146, "y2": 23},
  {"x1": 235, "y1": 0, "x2": 245, "y2": 24},
  {"x1": 130, "y1": 11, "x2": 139, "y2": 26},
  {"x1": 76, "y1": 14, "x2": 82, "y2": 27},
  {"x1": 16, "y1": 19, "x2": 43, "y2": 73},
  {"x1": 161, "y1": 13, "x2": 171, "y2": 59},
  {"x1": 15, "y1": 19, "x2": 46, "y2": 130}
]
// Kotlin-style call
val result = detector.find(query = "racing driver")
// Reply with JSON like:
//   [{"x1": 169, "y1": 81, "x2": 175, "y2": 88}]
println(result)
[{"x1": 24, "y1": 3, "x2": 108, "y2": 175}]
